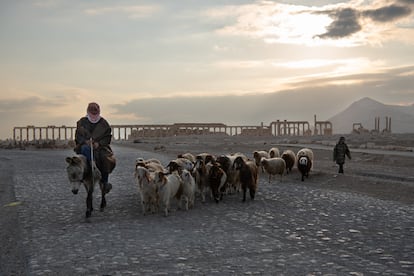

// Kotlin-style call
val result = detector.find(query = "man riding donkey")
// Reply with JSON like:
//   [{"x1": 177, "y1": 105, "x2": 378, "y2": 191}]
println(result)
[{"x1": 74, "y1": 102, "x2": 116, "y2": 193}]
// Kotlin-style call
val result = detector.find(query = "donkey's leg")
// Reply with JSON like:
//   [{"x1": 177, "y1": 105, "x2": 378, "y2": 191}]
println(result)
[
  {"x1": 99, "y1": 178, "x2": 106, "y2": 211},
  {"x1": 100, "y1": 190, "x2": 107, "y2": 211},
  {"x1": 86, "y1": 190, "x2": 93, "y2": 218}
]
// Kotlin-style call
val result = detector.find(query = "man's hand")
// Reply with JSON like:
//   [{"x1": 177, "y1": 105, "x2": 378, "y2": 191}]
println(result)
[{"x1": 86, "y1": 139, "x2": 99, "y2": 149}]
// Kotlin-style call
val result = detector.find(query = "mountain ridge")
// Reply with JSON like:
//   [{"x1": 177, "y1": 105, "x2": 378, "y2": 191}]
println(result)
[{"x1": 328, "y1": 97, "x2": 414, "y2": 134}]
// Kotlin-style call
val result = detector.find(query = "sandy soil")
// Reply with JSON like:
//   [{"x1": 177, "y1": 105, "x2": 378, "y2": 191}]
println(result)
[{"x1": 117, "y1": 133, "x2": 414, "y2": 205}]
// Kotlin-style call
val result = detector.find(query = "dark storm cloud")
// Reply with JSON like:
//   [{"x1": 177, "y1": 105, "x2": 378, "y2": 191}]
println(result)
[
  {"x1": 316, "y1": 1, "x2": 413, "y2": 39},
  {"x1": 317, "y1": 8, "x2": 361, "y2": 39},
  {"x1": 363, "y1": 4, "x2": 412, "y2": 22}
]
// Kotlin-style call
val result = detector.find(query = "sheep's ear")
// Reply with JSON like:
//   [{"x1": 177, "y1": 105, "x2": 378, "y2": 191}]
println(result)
[
  {"x1": 160, "y1": 172, "x2": 167, "y2": 185},
  {"x1": 65, "y1": 157, "x2": 73, "y2": 164}
]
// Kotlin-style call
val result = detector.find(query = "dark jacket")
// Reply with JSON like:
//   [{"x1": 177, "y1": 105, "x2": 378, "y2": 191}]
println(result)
[
  {"x1": 333, "y1": 142, "x2": 351, "y2": 164},
  {"x1": 75, "y1": 117, "x2": 115, "y2": 174},
  {"x1": 75, "y1": 117, "x2": 112, "y2": 147}
]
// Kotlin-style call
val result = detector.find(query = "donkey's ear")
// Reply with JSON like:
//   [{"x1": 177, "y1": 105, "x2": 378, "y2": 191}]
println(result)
[
  {"x1": 73, "y1": 156, "x2": 83, "y2": 164},
  {"x1": 67, "y1": 156, "x2": 83, "y2": 165}
]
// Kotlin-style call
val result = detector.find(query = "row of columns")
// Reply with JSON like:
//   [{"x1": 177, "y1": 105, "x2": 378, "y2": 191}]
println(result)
[
  {"x1": 13, "y1": 120, "x2": 333, "y2": 142},
  {"x1": 374, "y1": 117, "x2": 392, "y2": 133},
  {"x1": 13, "y1": 126, "x2": 76, "y2": 143},
  {"x1": 270, "y1": 120, "x2": 311, "y2": 136}
]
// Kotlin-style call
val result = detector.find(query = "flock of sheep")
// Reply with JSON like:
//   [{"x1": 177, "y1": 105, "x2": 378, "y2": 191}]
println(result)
[{"x1": 134, "y1": 146, "x2": 314, "y2": 216}]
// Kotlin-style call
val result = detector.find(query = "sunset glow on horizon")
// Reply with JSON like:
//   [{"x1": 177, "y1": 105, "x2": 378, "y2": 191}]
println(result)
[{"x1": 1, "y1": 0, "x2": 413, "y2": 139}]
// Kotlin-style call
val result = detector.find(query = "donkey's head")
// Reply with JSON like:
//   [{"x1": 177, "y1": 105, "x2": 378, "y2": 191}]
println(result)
[{"x1": 65, "y1": 155, "x2": 87, "y2": 194}]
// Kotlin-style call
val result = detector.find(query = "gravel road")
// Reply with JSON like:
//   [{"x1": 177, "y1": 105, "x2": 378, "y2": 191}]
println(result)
[{"x1": 1, "y1": 139, "x2": 413, "y2": 275}]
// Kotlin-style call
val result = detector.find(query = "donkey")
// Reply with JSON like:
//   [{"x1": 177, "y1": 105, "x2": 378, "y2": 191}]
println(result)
[{"x1": 65, "y1": 154, "x2": 107, "y2": 218}]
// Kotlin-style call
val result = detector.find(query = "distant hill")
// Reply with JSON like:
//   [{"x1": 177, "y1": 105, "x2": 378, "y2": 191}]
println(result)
[{"x1": 328, "y1": 97, "x2": 414, "y2": 134}]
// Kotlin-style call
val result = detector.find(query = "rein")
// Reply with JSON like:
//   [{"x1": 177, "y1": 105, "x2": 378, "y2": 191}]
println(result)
[{"x1": 90, "y1": 138, "x2": 95, "y2": 186}]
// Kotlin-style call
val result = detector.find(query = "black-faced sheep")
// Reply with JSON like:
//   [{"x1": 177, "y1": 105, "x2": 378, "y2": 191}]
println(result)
[
  {"x1": 268, "y1": 147, "x2": 280, "y2": 158},
  {"x1": 260, "y1": 157, "x2": 286, "y2": 183},
  {"x1": 296, "y1": 148, "x2": 314, "y2": 169},
  {"x1": 296, "y1": 148, "x2": 314, "y2": 181},
  {"x1": 233, "y1": 156, "x2": 258, "y2": 202},
  {"x1": 166, "y1": 157, "x2": 194, "y2": 174},
  {"x1": 196, "y1": 153, "x2": 215, "y2": 164},
  {"x1": 281, "y1": 149, "x2": 296, "y2": 174},
  {"x1": 297, "y1": 155, "x2": 312, "y2": 181}
]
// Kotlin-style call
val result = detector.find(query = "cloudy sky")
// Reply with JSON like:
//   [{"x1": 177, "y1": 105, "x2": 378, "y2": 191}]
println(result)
[{"x1": 1, "y1": 0, "x2": 414, "y2": 139}]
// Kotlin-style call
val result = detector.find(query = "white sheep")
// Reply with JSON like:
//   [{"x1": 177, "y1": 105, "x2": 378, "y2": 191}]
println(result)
[
  {"x1": 153, "y1": 171, "x2": 183, "y2": 217},
  {"x1": 268, "y1": 147, "x2": 280, "y2": 158},
  {"x1": 135, "y1": 157, "x2": 164, "y2": 172},
  {"x1": 260, "y1": 157, "x2": 286, "y2": 183},
  {"x1": 177, "y1": 152, "x2": 196, "y2": 163},
  {"x1": 180, "y1": 169, "x2": 196, "y2": 210},
  {"x1": 134, "y1": 166, "x2": 158, "y2": 215}
]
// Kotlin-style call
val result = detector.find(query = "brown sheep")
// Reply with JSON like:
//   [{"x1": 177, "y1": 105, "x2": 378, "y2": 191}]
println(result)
[
  {"x1": 281, "y1": 150, "x2": 296, "y2": 174},
  {"x1": 208, "y1": 163, "x2": 227, "y2": 203},
  {"x1": 253, "y1": 150, "x2": 270, "y2": 173},
  {"x1": 233, "y1": 156, "x2": 258, "y2": 202}
]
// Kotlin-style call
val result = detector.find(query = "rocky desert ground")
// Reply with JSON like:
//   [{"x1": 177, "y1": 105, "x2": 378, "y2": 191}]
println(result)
[{"x1": 1, "y1": 132, "x2": 413, "y2": 275}]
